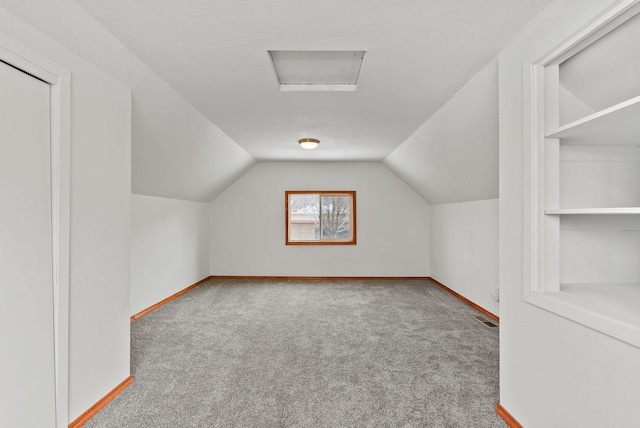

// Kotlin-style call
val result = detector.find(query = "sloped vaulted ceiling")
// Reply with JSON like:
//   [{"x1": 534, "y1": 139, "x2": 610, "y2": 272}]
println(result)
[
  {"x1": 0, "y1": 0, "x2": 256, "y2": 202},
  {"x1": 0, "y1": 0, "x2": 554, "y2": 203},
  {"x1": 384, "y1": 61, "x2": 499, "y2": 204}
]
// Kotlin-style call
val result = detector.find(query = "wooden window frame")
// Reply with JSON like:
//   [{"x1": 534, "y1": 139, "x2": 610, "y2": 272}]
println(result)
[{"x1": 285, "y1": 190, "x2": 356, "y2": 245}]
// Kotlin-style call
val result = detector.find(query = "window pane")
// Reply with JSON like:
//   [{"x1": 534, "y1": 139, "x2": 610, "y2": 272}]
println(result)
[
  {"x1": 289, "y1": 194, "x2": 319, "y2": 241},
  {"x1": 286, "y1": 191, "x2": 356, "y2": 245},
  {"x1": 320, "y1": 195, "x2": 351, "y2": 239}
]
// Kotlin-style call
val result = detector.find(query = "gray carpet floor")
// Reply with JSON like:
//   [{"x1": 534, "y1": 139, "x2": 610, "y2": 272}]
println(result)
[{"x1": 85, "y1": 278, "x2": 505, "y2": 427}]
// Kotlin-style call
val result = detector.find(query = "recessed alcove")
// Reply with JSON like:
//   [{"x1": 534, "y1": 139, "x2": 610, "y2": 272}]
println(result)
[{"x1": 529, "y1": 6, "x2": 640, "y2": 348}]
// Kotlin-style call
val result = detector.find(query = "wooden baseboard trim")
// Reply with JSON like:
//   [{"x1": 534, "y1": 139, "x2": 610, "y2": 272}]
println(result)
[
  {"x1": 130, "y1": 276, "x2": 212, "y2": 321},
  {"x1": 496, "y1": 403, "x2": 523, "y2": 428},
  {"x1": 209, "y1": 275, "x2": 431, "y2": 281},
  {"x1": 428, "y1": 277, "x2": 499, "y2": 322},
  {"x1": 69, "y1": 375, "x2": 134, "y2": 428}
]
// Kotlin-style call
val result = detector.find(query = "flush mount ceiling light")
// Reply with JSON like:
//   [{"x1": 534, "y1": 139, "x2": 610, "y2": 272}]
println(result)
[
  {"x1": 298, "y1": 138, "x2": 319, "y2": 150},
  {"x1": 269, "y1": 50, "x2": 366, "y2": 92}
]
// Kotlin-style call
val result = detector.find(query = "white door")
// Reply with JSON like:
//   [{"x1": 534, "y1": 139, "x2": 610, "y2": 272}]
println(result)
[{"x1": 0, "y1": 60, "x2": 57, "y2": 427}]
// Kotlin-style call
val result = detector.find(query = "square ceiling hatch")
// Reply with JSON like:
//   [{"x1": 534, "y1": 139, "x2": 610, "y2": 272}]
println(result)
[{"x1": 269, "y1": 50, "x2": 365, "y2": 91}]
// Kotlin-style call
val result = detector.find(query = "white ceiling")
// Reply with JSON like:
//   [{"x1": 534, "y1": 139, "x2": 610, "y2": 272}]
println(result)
[
  {"x1": 73, "y1": 0, "x2": 553, "y2": 162},
  {"x1": 0, "y1": 0, "x2": 555, "y2": 202},
  {"x1": 384, "y1": 60, "x2": 499, "y2": 204}
]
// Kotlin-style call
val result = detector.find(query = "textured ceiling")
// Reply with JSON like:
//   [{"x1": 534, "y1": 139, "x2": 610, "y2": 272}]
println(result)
[
  {"x1": 0, "y1": 0, "x2": 555, "y2": 202},
  {"x1": 73, "y1": 0, "x2": 553, "y2": 161}
]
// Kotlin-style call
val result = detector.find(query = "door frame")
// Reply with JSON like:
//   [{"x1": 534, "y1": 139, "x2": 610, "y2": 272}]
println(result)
[{"x1": 0, "y1": 37, "x2": 71, "y2": 428}]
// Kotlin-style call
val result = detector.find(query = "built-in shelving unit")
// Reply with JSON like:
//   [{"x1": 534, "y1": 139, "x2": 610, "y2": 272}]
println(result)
[{"x1": 529, "y1": 6, "x2": 640, "y2": 348}]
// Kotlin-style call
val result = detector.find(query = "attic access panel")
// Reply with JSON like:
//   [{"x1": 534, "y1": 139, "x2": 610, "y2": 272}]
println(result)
[{"x1": 268, "y1": 50, "x2": 365, "y2": 91}]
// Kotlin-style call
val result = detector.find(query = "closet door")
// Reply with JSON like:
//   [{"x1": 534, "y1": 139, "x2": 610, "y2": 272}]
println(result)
[{"x1": 0, "y1": 60, "x2": 56, "y2": 427}]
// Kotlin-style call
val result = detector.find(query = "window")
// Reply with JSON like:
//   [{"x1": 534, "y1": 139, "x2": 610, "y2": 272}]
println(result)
[{"x1": 286, "y1": 191, "x2": 356, "y2": 245}]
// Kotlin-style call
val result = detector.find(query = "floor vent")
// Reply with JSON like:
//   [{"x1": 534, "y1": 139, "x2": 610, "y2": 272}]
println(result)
[{"x1": 475, "y1": 316, "x2": 498, "y2": 328}]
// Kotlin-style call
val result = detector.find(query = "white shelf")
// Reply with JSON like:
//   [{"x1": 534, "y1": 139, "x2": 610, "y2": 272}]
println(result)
[
  {"x1": 550, "y1": 283, "x2": 640, "y2": 328},
  {"x1": 526, "y1": 284, "x2": 640, "y2": 348},
  {"x1": 546, "y1": 207, "x2": 640, "y2": 215},
  {"x1": 546, "y1": 95, "x2": 640, "y2": 145}
]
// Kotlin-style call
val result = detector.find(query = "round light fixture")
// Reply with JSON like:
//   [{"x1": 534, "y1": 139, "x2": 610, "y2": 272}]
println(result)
[{"x1": 298, "y1": 138, "x2": 319, "y2": 150}]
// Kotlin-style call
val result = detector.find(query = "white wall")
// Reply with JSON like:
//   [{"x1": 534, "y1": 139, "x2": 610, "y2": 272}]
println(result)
[
  {"x1": 430, "y1": 199, "x2": 499, "y2": 316},
  {"x1": 383, "y1": 60, "x2": 498, "y2": 204},
  {"x1": 131, "y1": 194, "x2": 210, "y2": 316},
  {"x1": 499, "y1": 0, "x2": 640, "y2": 426},
  {"x1": 0, "y1": 7, "x2": 132, "y2": 423},
  {"x1": 210, "y1": 162, "x2": 430, "y2": 277}
]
